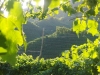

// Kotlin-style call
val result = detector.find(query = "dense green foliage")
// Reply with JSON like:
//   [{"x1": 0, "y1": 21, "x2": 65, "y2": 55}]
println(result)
[{"x1": 1, "y1": 45, "x2": 100, "y2": 75}]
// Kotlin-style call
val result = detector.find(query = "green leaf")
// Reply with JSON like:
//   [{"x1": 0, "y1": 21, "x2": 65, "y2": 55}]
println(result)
[
  {"x1": 82, "y1": 50, "x2": 89, "y2": 58},
  {"x1": 97, "y1": 0, "x2": 100, "y2": 2},
  {"x1": 88, "y1": 28, "x2": 99, "y2": 36},
  {"x1": 7, "y1": 30, "x2": 23, "y2": 46},
  {"x1": 6, "y1": 0, "x2": 15, "y2": 11},
  {"x1": 0, "y1": 16, "x2": 23, "y2": 46},
  {"x1": 87, "y1": 20, "x2": 99, "y2": 36},
  {"x1": 49, "y1": 0, "x2": 60, "y2": 9},
  {"x1": 67, "y1": 6, "x2": 76, "y2": 16},
  {"x1": 97, "y1": 66, "x2": 100, "y2": 72},
  {"x1": 94, "y1": 39, "x2": 99, "y2": 47},
  {"x1": 0, "y1": 32, "x2": 7, "y2": 49},
  {"x1": 8, "y1": 1, "x2": 25, "y2": 31},
  {"x1": 73, "y1": 18, "x2": 80, "y2": 34},
  {"x1": 51, "y1": 7, "x2": 59, "y2": 14},
  {"x1": 80, "y1": 20, "x2": 87, "y2": 31},
  {"x1": 73, "y1": 18, "x2": 86, "y2": 35},
  {"x1": 95, "y1": 5, "x2": 99, "y2": 15},
  {"x1": 0, "y1": 1, "x2": 26, "y2": 65},
  {"x1": 86, "y1": 9, "x2": 95, "y2": 17},
  {"x1": 0, "y1": 16, "x2": 22, "y2": 65},
  {"x1": 91, "y1": 51, "x2": 98, "y2": 59},
  {"x1": 8, "y1": 1, "x2": 26, "y2": 48},
  {"x1": 0, "y1": 47, "x2": 7, "y2": 54},
  {"x1": 0, "y1": 41, "x2": 17, "y2": 65}
]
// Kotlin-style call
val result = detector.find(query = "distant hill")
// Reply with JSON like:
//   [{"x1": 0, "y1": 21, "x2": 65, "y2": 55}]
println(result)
[
  {"x1": 37, "y1": 17, "x2": 73, "y2": 33},
  {"x1": 23, "y1": 16, "x2": 71, "y2": 41},
  {"x1": 21, "y1": 27, "x2": 96, "y2": 59},
  {"x1": 22, "y1": 11, "x2": 99, "y2": 58},
  {"x1": 23, "y1": 22, "x2": 42, "y2": 41}
]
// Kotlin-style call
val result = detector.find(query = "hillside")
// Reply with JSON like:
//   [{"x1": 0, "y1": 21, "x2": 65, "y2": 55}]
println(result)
[
  {"x1": 23, "y1": 22, "x2": 43, "y2": 41},
  {"x1": 37, "y1": 17, "x2": 71, "y2": 34},
  {"x1": 21, "y1": 27, "x2": 97, "y2": 59},
  {"x1": 22, "y1": 11, "x2": 100, "y2": 58},
  {"x1": 23, "y1": 16, "x2": 71, "y2": 41}
]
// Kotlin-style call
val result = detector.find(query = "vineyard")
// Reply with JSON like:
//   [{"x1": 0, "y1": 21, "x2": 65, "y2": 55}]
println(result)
[
  {"x1": 0, "y1": 0, "x2": 100, "y2": 75},
  {"x1": 24, "y1": 27, "x2": 96, "y2": 58}
]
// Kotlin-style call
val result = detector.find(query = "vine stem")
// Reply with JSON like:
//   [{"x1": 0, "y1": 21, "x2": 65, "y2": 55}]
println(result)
[{"x1": 39, "y1": 28, "x2": 44, "y2": 59}]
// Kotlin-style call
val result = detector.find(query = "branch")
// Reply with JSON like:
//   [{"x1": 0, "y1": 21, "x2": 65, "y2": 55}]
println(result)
[{"x1": 39, "y1": 28, "x2": 44, "y2": 59}]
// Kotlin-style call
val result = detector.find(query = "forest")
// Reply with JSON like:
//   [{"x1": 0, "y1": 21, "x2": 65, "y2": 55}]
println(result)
[{"x1": 0, "y1": 0, "x2": 100, "y2": 75}]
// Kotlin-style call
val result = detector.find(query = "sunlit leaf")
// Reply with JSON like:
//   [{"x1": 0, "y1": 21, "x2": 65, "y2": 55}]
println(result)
[
  {"x1": 95, "y1": 5, "x2": 99, "y2": 15},
  {"x1": 94, "y1": 39, "x2": 99, "y2": 47},
  {"x1": 86, "y1": 9, "x2": 95, "y2": 16},
  {"x1": 8, "y1": 1, "x2": 25, "y2": 31},
  {"x1": 6, "y1": 0, "x2": 15, "y2": 11},
  {"x1": 7, "y1": 30, "x2": 23, "y2": 46},
  {"x1": 97, "y1": 65, "x2": 100, "y2": 72},
  {"x1": 0, "y1": 47, "x2": 7, "y2": 54},
  {"x1": 73, "y1": 18, "x2": 86, "y2": 35},
  {"x1": 49, "y1": 0, "x2": 60, "y2": 9},
  {"x1": 87, "y1": 20, "x2": 99, "y2": 36},
  {"x1": 51, "y1": 7, "x2": 59, "y2": 14},
  {"x1": 72, "y1": 54, "x2": 78, "y2": 60},
  {"x1": 80, "y1": 20, "x2": 87, "y2": 31},
  {"x1": 0, "y1": 1, "x2": 25, "y2": 65},
  {"x1": 0, "y1": 41, "x2": 17, "y2": 65},
  {"x1": 82, "y1": 50, "x2": 89, "y2": 58},
  {"x1": 91, "y1": 51, "x2": 98, "y2": 59}
]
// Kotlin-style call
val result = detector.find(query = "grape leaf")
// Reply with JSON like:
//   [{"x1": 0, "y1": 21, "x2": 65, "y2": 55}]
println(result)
[
  {"x1": 0, "y1": 32, "x2": 7, "y2": 49},
  {"x1": 82, "y1": 50, "x2": 89, "y2": 58},
  {"x1": 48, "y1": 0, "x2": 60, "y2": 9},
  {"x1": 73, "y1": 18, "x2": 86, "y2": 35},
  {"x1": 8, "y1": 1, "x2": 26, "y2": 49},
  {"x1": 0, "y1": 16, "x2": 23, "y2": 65},
  {"x1": 8, "y1": 1, "x2": 25, "y2": 31},
  {"x1": 86, "y1": 9, "x2": 95, "y2": 17},
  {"x1": 93, "y1": 51, "x2": 98, "y2": 59},
  {"x1": 95, "y1": 5, "x2": 99, "y2": 15},
  {"x1": 97, "y1": 66, "x2": 100, "y2": 72},
  {"x1": 0, "y1": 47, "x2": 7, "y2": 54},
  {"x1": 87, "y1": 20, "x2": 99, "y2": 36},
  {"x1": 6, "y1": 0, "x2": 15, "y2": 11},
  {"x1": 0, "y1": 1, "x2": 25, "y2": 65},
  {"x1": 0, "y1": 41, "x2": 17, "y2": 65}
]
